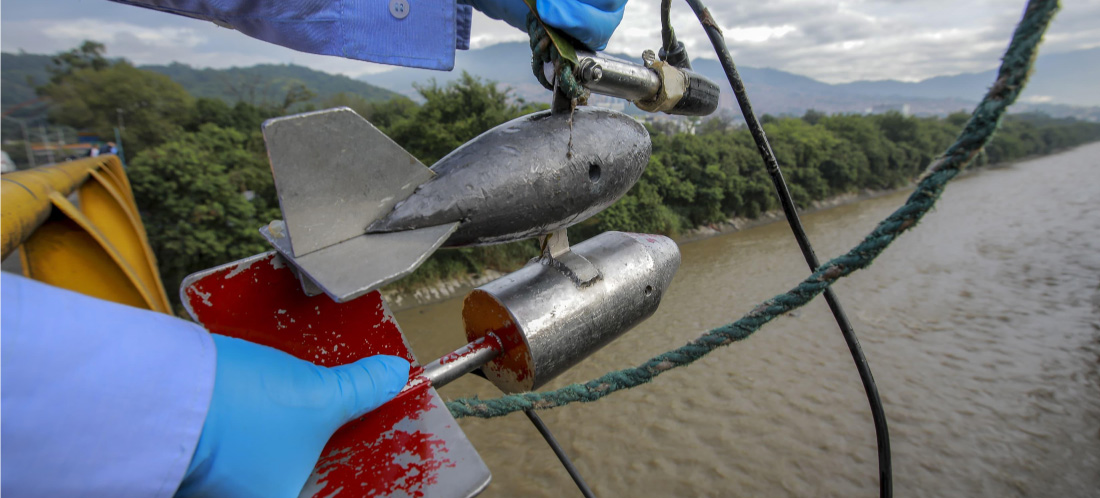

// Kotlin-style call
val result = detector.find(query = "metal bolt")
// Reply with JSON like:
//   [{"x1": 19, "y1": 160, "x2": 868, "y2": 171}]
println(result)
[
  {"x1": 642, "y1": 49, "x2": 656, "y2": 67},
  {"x1": 589, "y1": 66, "x2": 604, "y2": 83},
  {"x1": 578, "y1": 59, "x2": 604, "y2": 83}
]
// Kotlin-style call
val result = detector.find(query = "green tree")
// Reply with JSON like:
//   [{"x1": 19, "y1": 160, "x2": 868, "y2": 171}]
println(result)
[
  {"x1": 318, "y1": 92, "x2": 420, "y2": 131},
  {"x1": 319, "y1": 92, "x2": 376, "y2": 117},
  {"x1": 384, "y1": 72, "x2": 544, "y2": 164},
  {"x1": 276, "y1": 81, "x2": 316, "y2": 114},
  {"x1": 128, "y1": 124, "x2": 280, "y2": 293},
  {"x1": 38, "y1": 61, "x2": 194, "y2": 155},
  {"x1": 801, "y1": 109, "x2": 826, "y2": 125},
  {"x1": 47, "y1": 40, "x2": 110, "y2": 82}
]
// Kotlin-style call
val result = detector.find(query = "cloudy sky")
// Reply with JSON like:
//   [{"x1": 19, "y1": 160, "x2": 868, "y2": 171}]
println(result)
[{"x1": 2, "y1": 0, "x2": 1098, "y2": 83}]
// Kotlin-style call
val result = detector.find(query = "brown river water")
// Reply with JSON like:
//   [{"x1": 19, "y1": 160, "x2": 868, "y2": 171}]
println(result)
[{"x1": 395, "y1": 143, "x2": 1100, "y2": 497}]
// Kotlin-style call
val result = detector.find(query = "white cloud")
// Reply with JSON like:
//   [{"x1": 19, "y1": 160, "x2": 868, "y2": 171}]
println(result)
[
  {"x1": 42, "y1": 21, "x2": 205, "y2": 49},
  {"x1": 3, "y1": 0, "x2": 1099, "y2": 83},
  {"x1": 1021, "y1": 95, "x2": 1054, "y2": 103},
  {"x1": 726, "y1": 25, "x2": 797, "y2": 44},
  {"x1": 468, "y1": 11, "x2": 527, "y2": 49}
]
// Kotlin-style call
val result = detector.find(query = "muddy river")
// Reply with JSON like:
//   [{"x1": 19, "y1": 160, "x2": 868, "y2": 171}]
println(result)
[{"x1": 395, "y1": 143, "x2": 1100, "y2": 497}]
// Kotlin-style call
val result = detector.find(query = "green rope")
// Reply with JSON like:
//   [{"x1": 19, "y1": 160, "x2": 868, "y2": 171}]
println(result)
[
  {"x1": 451, "y1": 0, "x2": 1061, "y2": 419},
  {"x1": 527, "y1": 12, "x2": 586, "y2": 99}
]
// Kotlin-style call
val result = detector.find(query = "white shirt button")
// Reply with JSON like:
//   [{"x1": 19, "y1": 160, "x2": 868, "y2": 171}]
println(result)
[{"x1": 389, "y1": 0, "x2": 410, "y2": 19}]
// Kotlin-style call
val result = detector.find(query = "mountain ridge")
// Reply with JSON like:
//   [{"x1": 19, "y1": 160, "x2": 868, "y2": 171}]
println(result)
[
  {"x1": 359, "y1": 42, "x2": 1099, "y2": 116},
  {"x1": 142, "y1": 62, "x2": 399, "y2": 105},
  {"x1": 0, "y1": 53, "x2": 401, "y2": 140},
  {"x1": 3, "y1": 44, "x2": 1096, "y2": 133},
  {"x1": 0, "y1": 52, "x2": 399, "y2": 114}
]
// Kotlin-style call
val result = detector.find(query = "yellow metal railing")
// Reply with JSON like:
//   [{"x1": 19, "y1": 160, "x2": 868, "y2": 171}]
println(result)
[{"x1": 1, "y1": 156, "x2": 171, "y2": 313}]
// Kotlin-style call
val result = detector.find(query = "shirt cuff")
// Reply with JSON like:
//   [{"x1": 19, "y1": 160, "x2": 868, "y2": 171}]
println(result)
[
  {"x1": 342, "y1": 0, "x2": 461, "y2": 70},
  {"x1": 456, "y1": 4, "x2": 472, "y2": 51},
  {"x1": 107, "y1": 0, "x2": 465, "y2": 71}
]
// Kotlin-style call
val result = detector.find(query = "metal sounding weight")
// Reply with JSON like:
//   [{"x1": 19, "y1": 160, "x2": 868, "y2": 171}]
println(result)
[{"x1": 258, "y1": 106, "x2": 650, "y2": 303}]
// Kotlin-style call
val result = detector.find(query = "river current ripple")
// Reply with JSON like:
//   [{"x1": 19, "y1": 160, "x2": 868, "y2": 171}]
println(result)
[{"x1": 396, "y1": 143, "x2": 1100, "y2": 497}]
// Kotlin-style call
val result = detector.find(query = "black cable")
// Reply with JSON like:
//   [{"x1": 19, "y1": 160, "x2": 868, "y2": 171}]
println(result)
[
  {"x1": 659, "y1": 0, "x2": 692, "y2": 69},
  {"x1": 524, "y1": 409, "x2": 598, "y2": 498},
  {"x1": 680, "y1": 1, "x2": 893, "y2": 497},
  {"x1": 660, "y1": 0, "x2": 674, "y2": 52}
]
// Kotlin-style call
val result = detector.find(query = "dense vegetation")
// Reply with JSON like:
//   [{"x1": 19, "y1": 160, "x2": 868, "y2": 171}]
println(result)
[
  {"x1": 575, "y1": 110, "x2": 1100, "y2": 240},
  {"x1": 0, "y1": 44, "x2": 396, "y2": 142},
  {"x1": 143, "y1": 62, "x2": 398, "y2": 106},
  {"x1": 10, "y1": 43, "x2": 1100, "y2": 300}
]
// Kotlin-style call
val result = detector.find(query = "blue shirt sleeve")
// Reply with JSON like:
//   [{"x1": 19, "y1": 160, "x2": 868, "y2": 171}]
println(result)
[
  {"x1": 108, "y1": 0, "x2": 473, "y2": 70},
  {"x1": 1, "y1": 275, "x2": 217, "y2": 497}
]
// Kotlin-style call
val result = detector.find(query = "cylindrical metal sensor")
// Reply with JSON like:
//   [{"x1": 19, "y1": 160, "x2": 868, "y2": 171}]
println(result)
[{"x1": 462, "y1": 231, "x2": 681, "y2": 393}]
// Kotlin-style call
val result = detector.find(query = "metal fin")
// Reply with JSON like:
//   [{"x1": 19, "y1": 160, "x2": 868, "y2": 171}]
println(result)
[
  {"x1": 262, "y1": 220, "x2": 459, "y2": 303},
  {"x1": 262, "y1": 107, "x2": 435, "y2": 257}
]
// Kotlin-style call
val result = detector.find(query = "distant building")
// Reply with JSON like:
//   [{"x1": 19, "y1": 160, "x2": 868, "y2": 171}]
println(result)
[
  {"x1": 865, "y1": 103, "x2": 911, "y2": 116},
  {"x1": 636, "y1": 114, "x2": 693, "y2": 135},
  {"x1": 588, "y1": 94, "x2": 628, "y2": 112}
]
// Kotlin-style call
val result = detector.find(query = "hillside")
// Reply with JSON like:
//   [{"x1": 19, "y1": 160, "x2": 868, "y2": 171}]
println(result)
[
  {"x1": 1, "y1": 52, "x2": 53, "y2": 115},
  {"x1": 143, "y1": 62, "x2": 399, "y2": 105},
  {"x1": 360, "y1": 43, "x2": 1100, "y2": 117},
  {"x1": 836, "y1": 48, "x2": 1100, "y2": 106},
  {"x1": 356, "y1": 42, "x2": 981, "y2": 115},
  {"x1": 0, "y1": 53, "x2": 400, "y2": 140}
]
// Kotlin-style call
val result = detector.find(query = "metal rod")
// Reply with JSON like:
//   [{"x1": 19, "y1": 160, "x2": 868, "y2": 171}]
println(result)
[
  {"x1": 573, "y1": 51, "x2": 661, "y2": 101},
  {"x1": 56, "y1": 127, "x2": 66, "y2": 160},
  {"x1": 421, "y1": 333, "x2": 503, "y2": 389},
  {"x1": 524, "y1": 409, "x2": 598, "y2": 498},
  {"x1": 23, "y1": 120, "x2": 35, "y2": 168},
  {"x1": 682, "y1": 1, "x2": 892, "y2": 497},
  {"x1": 40, "y1": 124, "x2": 54, "y2": 164}
]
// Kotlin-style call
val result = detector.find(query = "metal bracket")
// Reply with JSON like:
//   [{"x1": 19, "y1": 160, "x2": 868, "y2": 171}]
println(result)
[{"x1": 537, "y1": 229, "x2": 600, "y2": 287}]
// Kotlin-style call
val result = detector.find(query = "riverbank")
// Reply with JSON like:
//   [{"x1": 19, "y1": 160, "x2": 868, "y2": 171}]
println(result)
[
  {"x1": 381, "y1": 184, "x2": 913, "y2": 311},
  {"x1": 675, "y1": 186, "x2": 912, "y2": 244},
  {"x1": 380, "y1": 143, "x2": 1089, "y2": 312}
]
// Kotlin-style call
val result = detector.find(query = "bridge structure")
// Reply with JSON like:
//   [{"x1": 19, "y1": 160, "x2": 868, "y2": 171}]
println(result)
[{"x1": 1, "y1": 155, "x2": 170, "y2": 313}]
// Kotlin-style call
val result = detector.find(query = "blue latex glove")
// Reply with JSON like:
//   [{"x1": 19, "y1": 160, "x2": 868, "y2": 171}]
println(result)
[
  {"x1": 175, "y1": 335, "x2": 410, "y2": 498},
  {"x1": 464, "y1": 0, "x2": 628, "y2": 51}
]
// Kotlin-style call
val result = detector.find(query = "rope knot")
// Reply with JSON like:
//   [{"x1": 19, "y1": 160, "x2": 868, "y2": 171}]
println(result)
[{"x1": 526, "y1": 12, "x2": 587, "y2": 99}]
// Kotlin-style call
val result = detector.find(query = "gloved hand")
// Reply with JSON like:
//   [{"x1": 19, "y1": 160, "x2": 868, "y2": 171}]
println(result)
[
  {"x1": 175, "y1": 335, "x2": 410, "y2": 498},
  {"x1": 464, "y1": 0, "x2": 628, "y2": 51}
]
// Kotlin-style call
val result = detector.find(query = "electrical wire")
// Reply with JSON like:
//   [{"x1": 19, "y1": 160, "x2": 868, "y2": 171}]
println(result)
[
  {"x1": 472, "y1": 368, "x2": 596, "y2": 496},
  {"x1": 524, "y1": 409, "x2": 598, "y2": 498},
  {"x1": 523, "y1": 2, "x2": 890, "y2": 496},
  {"x1": 660, "y1": 0, "x2": 675, "y2": 53},
  {"x1": 679, "y1": 1, "x2": 893, "y2": 496}
]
